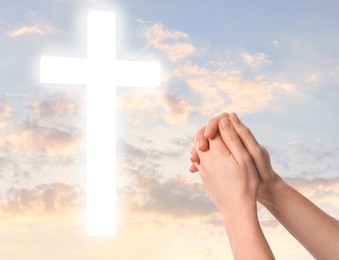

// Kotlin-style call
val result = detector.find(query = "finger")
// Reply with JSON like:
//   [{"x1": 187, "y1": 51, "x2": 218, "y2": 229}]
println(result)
[
  {"x1": 230, "y1": 112, "x2": 270, "y2": 174},
  {"x1": 208, "y1": 133, "x2": 232, "y2": 158},
  {"x1": 230, "y1": 113, "x2": 261, "y2": 149},
  {"x1": 204, "y1": 112, "x2": 229, "y2": 139},
  {"x1": 194, "y1": 126, "x2": 209, "y2": 151},
  {"x1": 189, "y1": 147, "x2": 199, "y2": 172},
  {"x1": 218, "y1": 115, "x2": 251, "y2": 164},
  {"x1": 190, "y1": 147, "x2": 200, "y2": 163},
  {"x1": 193, "y1": 134, "x2": 205, "y2": 159},
  {"x1": 189, "y1": 163, "x2": 198, "y2": 173}
]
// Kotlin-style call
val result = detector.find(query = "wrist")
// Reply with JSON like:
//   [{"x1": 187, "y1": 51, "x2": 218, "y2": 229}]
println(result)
[
  {"x1": 220, "y1": 198, "x2": 258, "y2": 225},
  {"x1": 257, "y1": 172, "x2": 286, "y2": 207}
]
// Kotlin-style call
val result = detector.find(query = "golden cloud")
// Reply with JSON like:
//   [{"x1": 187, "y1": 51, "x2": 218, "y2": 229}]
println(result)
[
  {"x1": 241, "y1": 52, "x2": 272, "y2": 68},
  {"x1": 173, "y1": 62, "x2": 296, "y2": 115},
  {"x1": 138, "y1": 22, "x2": 195, "y2": 63},
  {"x1": 6, "y1": 24, "x2": 58, "y2": 38},
  {"x1": 117, "y1": 89, "x2": 191, "y2": 125},
  {"x1": 138, "y1": 22, "x2": 299, "y2": 117}
]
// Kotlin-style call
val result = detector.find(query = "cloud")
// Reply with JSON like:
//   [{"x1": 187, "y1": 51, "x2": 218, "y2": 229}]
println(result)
[
  {"x1": 138, "y1": 22, "x2": 195, "y2": 63},
  {"x1": 287, "y1": 177, "x2": 339, "y2": 194},
  {"x1": 124, "y1": 158, "x2": 339, "y2": 220},
  {"x1": 0, "y1": 183, "x2": 80, "y2": 219},
  {"x1": 118, "y1": 139, "x2": 218, "y2": 217},
  {"x1": 272, "y1": 39, "x2": 279, "y2": 46},
  {"x1": 118, "y1": 90, "x2": 191, "y2": 124},
  {"x1": 285, "y1": 139, "x2": 339, "y2": 178},
  {"x1": 116, "y1": 137, "x2": 214, "y2": 217},
  {"x1": 0, "y1": 104, "x2": 11, "y2": 130},
  {"x1": 138, "y1": 23, "x2": 299, "y2": 117},
  {"x1": 118, "y1": 138, "x2": 185, "y2": 164},
  {"x1": 241, "y1": 52, "x2": 271, "y2": 68},
  {"x1": 157, "y1": 94, "x2": 191, "y2": 124},
  {"x1": 124, "y1": 170, "x2": 215, "y2": 217},
  {"x1": 0, "y1": 205, "x2": 232, "y2": 260},
  {"x1": 0, "y1": 121, "x2": 80, "y2": 156},
  {"x1": 119, "y1": 138, "x2": 339, "y2": 234},
  {"x1": 120, "y1": 138, "x2": 339, "y2": 221},
  {"x1": 285, "y1": 177, "x2": 339, "y2": 217},
  {"x1": 0, "y1": 168, "x2": 337, "y2": 259},
  {"x1": 173, "y1": 63, "x2": 296, "y2": 115},
  {"x1": 26, "y1": 97, "x2": 77, "y2": 117},
  {"x1": 0, "y1": 104, "x2": 11, "y2": 119},
  {"x1": 6, "y1": 24, "x2": 58, "y2": 38}
]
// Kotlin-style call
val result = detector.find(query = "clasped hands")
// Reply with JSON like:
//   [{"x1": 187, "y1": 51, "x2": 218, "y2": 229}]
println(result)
[
  {"x1": 189, "y1": 112, "x2": 280, "y2": 216},
  {"x1": 189, "y1": 113, "x2": 339, "y2": 260}
]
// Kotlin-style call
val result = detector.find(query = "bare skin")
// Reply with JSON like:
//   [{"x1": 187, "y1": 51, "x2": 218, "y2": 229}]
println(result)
[
  {"x1": 192, "y1": 115, "x2": 274, "y2": 260},
  {"x1": 190, "y1": 112, "x2": 339, "y2": 259}
]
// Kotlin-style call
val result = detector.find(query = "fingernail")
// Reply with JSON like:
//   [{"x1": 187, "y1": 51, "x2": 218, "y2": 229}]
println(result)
[
  {"x1": 220, "y1": 117, "x2": 231, "y2": 130},
  {"x1": 232, "y1": 113, "x2": 241, "y2": 123}
]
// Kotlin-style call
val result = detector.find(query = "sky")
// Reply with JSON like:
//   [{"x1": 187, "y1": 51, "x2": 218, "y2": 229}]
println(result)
[{"x1": 0, "y1": 0, "x2": 338, "y2": 259}]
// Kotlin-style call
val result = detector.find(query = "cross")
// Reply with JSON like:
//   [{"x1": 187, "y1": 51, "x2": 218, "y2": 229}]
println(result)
[{"x1": 40, "y1": 11, "x2": 161, "y2": 236}]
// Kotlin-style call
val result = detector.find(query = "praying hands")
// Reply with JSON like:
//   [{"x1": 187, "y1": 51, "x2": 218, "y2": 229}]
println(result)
[{"x1": 189, "y1": 112, "x2": 339, "y2": 260}]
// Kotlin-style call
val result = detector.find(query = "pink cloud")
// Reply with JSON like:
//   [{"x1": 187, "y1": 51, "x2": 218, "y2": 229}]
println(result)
[
  {"x1": 6, "y1": 24, "x2": 58, "y2": 38},
  {"x1": 0, "y1": 122, "x2": 80, "y2": 156},
  {"x1": 138, "y1": 22, "x2": 195, "y2": 63}
]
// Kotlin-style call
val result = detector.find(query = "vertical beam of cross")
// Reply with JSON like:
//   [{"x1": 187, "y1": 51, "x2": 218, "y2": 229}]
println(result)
[{"x1": 40, "y1": 11, "x2": 161, "y2": 236}]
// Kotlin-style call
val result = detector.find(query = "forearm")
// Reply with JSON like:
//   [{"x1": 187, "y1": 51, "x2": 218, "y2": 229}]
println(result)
[
  {"x1": 259, "y1": 176, "x2": 339, "y2": 259},
  {"x1": 221, "y1": 201, "x2": 275, "y2": 260}
]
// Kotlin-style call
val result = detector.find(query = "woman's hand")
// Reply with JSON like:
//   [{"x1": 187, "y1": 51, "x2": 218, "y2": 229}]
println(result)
[
  {"x1": 191, "y1": 114, "x2": 275, "y2": 260},
  {"x1": 192, "y1": 115, "x2": 260, "y2": 214},
  {"x1": 190, "y1": 112, "x2": 282, "y2": 204}
]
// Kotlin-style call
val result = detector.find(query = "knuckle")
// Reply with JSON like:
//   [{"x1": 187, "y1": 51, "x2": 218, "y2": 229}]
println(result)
[
  {"x1": 224, "y1": 132, "x2": 239, "y2": 142},
  {"x1": 254, "y1": 145, "x2": 265, "y2": 157},
  {"x1": 261, "y1": 146, "x2": 270, "y2": 159},
  {"x1": 241, "y1": 152, "x2": 252, "y2": 162},
  {"x1": 252, "y1": 145, "x2": 270, "y2": 160},
  {"x1": 242, "y1": 126, "x2": 252, "y2": 136}
]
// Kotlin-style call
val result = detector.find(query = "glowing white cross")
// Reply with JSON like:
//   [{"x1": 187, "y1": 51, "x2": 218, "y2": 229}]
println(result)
[{"x1": 40, "y1": 11, "x2": 161, "y2": 236}]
